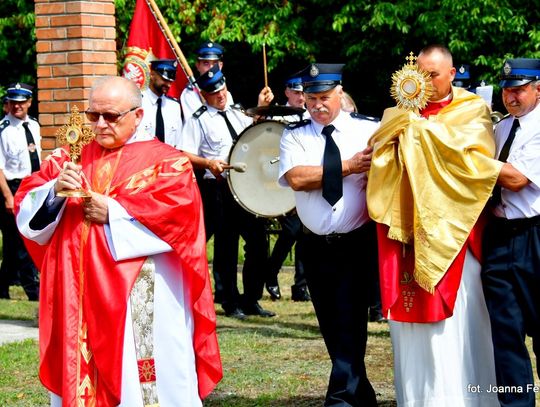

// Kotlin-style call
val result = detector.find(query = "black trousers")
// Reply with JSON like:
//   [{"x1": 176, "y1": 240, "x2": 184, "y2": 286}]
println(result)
[
  {"x1": 481, "y1": 215, "x2": 540, "y2": 407},
  {"x1": 267, "y1": 212, "x2": 307, "y2": 289},
  {"x1": 200, "y1": 179, "x2": 268, "y2": 312},
  {"x1": 0, "y1": 179, "x2": 39, "y2": 300},
  {"x1": 301, "y1": 221, "x2": 378, "y2": 406}
]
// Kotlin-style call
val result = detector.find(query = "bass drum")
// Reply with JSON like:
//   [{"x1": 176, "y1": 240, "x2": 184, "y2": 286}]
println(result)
[{"x1": 227, "y1": 120, "x2": 295, "y2": 218}]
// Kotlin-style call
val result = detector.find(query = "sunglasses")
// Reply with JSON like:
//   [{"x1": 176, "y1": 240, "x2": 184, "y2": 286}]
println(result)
[{"x1": 85, "y1": 106, "x2": 139, "y2": 123}]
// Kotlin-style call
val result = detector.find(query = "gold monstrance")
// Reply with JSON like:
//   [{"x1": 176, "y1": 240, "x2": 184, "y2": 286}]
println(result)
[
  {"x1": 55, "y1": 105, "x2": 95, "y2": 197},
  {"x1": 390, "y1": 52, "x2": 433, "y2": 111}
]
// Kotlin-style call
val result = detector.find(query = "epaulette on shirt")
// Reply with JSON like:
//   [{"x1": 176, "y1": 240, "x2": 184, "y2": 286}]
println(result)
[
  {"x1": 29, "y1": 115, "x2": 40, "y2": 125},
  {"x1": 0, "y1": 120, "x2": 9, "y2": 136},
  {"x1": 193, "y1": 105, "x2": 208, "y2": 119},
  {"x1": 350, "y1": 112, "x2": 380, "y2": 122},
  {"x1": 287, "y1": 119, "x2": 311, "y2": 129},
  {"x1": 231, "y1": 103, "x2": 244, "y2": 112}
]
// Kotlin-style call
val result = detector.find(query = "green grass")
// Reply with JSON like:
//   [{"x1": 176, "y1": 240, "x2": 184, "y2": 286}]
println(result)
[
  {"x1": 0, "y1": 274, "x2": 396, "y2": 406},
  {"x1": 0, "y1": 290, "x2": 38, "y2": 321},
  {"x1": 206, "y1": 234, "x2": 295, "y2": 267},
  {"x1": 0, "y1": 339, "x2": 45, "y2": 406}
]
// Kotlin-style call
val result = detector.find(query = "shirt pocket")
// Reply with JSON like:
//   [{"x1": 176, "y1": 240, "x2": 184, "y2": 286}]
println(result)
[
  {"x1": 3, "y1": 137, "x2": 26, "y2": 160},
  {"x1": 203, "y1": 129, "x2": 224, "y2": 153}
]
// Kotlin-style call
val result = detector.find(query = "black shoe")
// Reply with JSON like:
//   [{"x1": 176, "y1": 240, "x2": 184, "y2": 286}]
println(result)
[
  {"x1": 291, "y1": 285, "x2": 311, "y2": 302},
  {"x1": 369, "y1": 306, "x2": 386, "y2": 322},
  {"x1": 225, "y1": 308, "x2": 247, "y2": 320},
  {"x1": 265, "y1": 285, "x2": 281, "y2": 300},
  {"x1": 242, "y1": 302, "x2": 276, "y2": 317}
]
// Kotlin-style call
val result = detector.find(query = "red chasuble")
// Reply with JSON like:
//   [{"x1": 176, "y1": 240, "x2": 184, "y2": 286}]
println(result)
[
  {"x1": 377, "y1": 99, "x2": 485, "y2": 323},
  {"x1": 15, "y1": 140, "x2": 222, "y2": 406}
]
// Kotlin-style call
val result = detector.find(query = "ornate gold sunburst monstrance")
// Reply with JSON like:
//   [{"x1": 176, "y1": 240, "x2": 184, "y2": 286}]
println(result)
[
  {"x1": 55, "y1": 105, "x2": 95, "y2": 197},
  {"x1": 390, "y1": 52, "x2": 433, "y2": 111}
]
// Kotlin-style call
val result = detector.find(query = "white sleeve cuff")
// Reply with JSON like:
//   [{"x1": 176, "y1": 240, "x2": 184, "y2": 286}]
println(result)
[{"x1": 105, "y1": 198, "x2": 172, "y2": 261}]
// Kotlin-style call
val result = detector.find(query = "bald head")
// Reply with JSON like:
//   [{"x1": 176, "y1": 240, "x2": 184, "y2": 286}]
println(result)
[
  {"x1": 417, "y1": 45, "x2": 456, "y2": 101},
  {"x1": 90, "y1": 76, "x2": 142, "y2": 108}
]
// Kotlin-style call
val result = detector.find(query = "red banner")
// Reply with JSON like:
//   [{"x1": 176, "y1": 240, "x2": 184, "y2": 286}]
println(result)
[{"x1": 121, "y1": 0, "x2": 188, "y2": 98}]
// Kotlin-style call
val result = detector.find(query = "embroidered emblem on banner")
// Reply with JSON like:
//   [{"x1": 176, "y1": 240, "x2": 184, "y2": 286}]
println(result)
[{"x1": 122, "y1": 47, "x2": 156, "y2": 91}]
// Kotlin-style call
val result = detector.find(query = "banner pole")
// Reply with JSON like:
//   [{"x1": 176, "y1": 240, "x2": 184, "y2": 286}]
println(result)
[{"x1": 145, "y1": 0, "x2": 205, "y2": 103}]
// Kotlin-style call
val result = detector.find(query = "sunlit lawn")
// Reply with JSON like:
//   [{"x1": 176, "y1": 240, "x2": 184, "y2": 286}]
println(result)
[{"x1": 0, "y1": 271, "x2": 396, "y2": 406}]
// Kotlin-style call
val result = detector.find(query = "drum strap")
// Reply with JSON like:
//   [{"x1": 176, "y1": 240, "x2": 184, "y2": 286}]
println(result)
[{"x1": 217, "y1": 110, "x2": 238, "y2": 139}]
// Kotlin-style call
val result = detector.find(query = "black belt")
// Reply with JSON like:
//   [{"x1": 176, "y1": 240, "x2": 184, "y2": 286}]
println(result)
[
  {"x1": 7, "y1": 178, "x2": 22, "y2": 194},
  {"x1": 303, "y1": 224, "x2": 365, "y2": 244},
  {"x1": 7, "y1": 178, "x2": 22, "y2": 186},
  {"x1": 491, "y1": 214, "x2": 540, "y2": 232}
]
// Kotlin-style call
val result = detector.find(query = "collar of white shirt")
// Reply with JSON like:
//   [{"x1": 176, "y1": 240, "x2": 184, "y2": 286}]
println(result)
[
  {"x1": 311, "y1": 110, "x2": 349, "y2": 136},
  {"x1": 5, "y1": 113, "x2": 28, "y2": 128},
  {"x1": 145, "y1": 88, "x2": 161, "y2": 105}
]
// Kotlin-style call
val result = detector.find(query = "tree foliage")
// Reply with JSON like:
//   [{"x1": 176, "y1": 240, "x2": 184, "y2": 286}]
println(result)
[
  {"x1": 0, "y1": 0, "x2": 36, "y2": 96},
  {"x1": 113, "y1": 0, "x2": 540, "y2": 113},
  {"x1": 2, "y1": 0, "x2": 539, "y2": 114}
]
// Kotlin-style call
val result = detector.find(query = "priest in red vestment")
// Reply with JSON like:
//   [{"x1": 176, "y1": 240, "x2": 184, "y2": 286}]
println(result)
[
  {"x1": 14, "y1": 76, "x2": 222, "y2": 406},
  {"x1": 367, "y1": 45, "x2": 502, "y2": 406}
]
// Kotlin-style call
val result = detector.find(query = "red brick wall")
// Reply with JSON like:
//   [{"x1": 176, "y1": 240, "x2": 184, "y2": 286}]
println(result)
[{"x1": 35, "y1": 0, "x2": 117, "y2": 153}]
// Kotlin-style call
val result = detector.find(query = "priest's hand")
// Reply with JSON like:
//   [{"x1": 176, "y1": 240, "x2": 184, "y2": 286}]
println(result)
[
  {"x1": 82, "y1": 192, "x2": 109, "y2": 224},
  {"x1": 55, "y1": 161, "x2": 83, "y2": 194}
]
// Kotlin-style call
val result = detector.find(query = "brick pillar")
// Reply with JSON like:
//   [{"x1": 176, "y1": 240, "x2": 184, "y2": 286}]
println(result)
[{"x1": 35, "y1": 0, "x2": 117, "y2": 154}]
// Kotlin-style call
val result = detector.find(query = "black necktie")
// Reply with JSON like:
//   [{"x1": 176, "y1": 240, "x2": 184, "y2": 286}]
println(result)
[
  {"x1": 492, "y1": 118, "x2": 520, "y2": 205},
  {"x1": 217, "y1": 110, "x2": 238, "y2": 140},
  {"x1": 155, "y1": 97, "x2": 165, "y2": 142},
  {"x1": 321, "y1": 125, "x2": 342, "y2": 206},
  {"x1": 22, "y1": 122, "x2": 40, "y2": 173}
]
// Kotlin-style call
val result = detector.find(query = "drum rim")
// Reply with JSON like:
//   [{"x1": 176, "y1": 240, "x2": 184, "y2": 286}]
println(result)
[{"x1": 226, "y1": 120, "x2": 295, "y2": 218}]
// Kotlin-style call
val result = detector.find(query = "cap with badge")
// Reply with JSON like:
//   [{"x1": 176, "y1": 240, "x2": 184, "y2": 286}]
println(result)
[
  {"x1": 285, "y1": 75, "x2": 303, "y2": 92},
  {"x1": 150, "y1": 59, "x2": 178, "y2": 82},
  {"x1": 197, "y1": 42, "x2": 224, "y2": 61},
  {"x1": 6, "y1": 83, "x2": 33, "y2": 102},
  {"x1": 499, "y1": 58, "x2": 540, "y2": 88},
  {"x1": 196, "y1": 63, "x2": 226, "y2": 93},
  {"x1": 298, "y1": 63, "x2": 344, "y2": 93},
  {"x1": 453, "y1": 64, "x2": 471, "y2": 88}
]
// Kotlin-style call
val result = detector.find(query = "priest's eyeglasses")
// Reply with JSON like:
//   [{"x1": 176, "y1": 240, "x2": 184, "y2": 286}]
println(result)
[{"x1": 85, "y1": 107, "x2": 139, "y2": 124}]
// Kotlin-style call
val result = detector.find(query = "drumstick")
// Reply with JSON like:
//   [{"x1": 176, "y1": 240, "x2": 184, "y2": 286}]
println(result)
[
  {"x1": 262, "y1": 43, "x2": 268, "y2": 88},
  {"x1": 223, "y1": 162, "x2": 247, "y2": 172}
]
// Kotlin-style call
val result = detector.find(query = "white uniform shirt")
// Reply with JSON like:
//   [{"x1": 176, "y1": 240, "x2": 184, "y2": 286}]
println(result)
[
  {"x1": 0, "y1": 113, "x2": 41, "y2": 180},
  {"x1": 180, "y1": 104, "x2": 252, "y2": 179},
  {"x1": 279, "y1": 111, "x2": 379, "y2": 235},
  {"x1": 138, "y1": 88, "x2": 183, "y2": 147},
  {"x1": 493, "y1": 103, "x2": 540, "y2": 219},
  {"x1": 180, "y1": 85, "x2": 234, "y2": 120}
]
